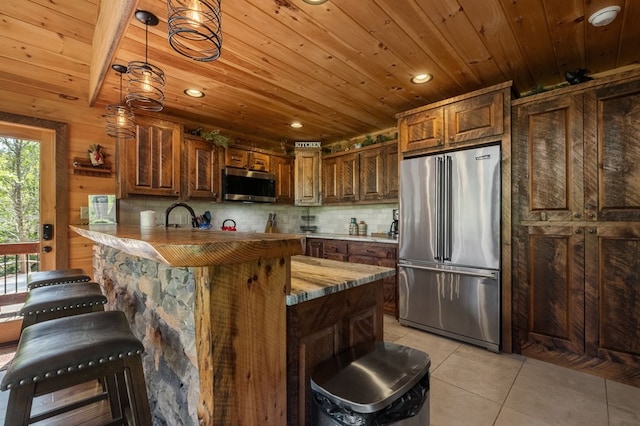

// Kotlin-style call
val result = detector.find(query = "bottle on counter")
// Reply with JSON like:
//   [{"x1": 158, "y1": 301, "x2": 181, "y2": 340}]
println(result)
[
  {"x1": 349, "y1": 218, "x2": 358, "y2": 235},
  {"x1": 358, "y1": 220, "x2": 367, "y2": 236}
]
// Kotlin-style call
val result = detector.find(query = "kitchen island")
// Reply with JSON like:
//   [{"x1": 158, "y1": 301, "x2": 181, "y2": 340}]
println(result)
[{"x1": 70, "y1": 225, "x2": 394, "y2": 426}]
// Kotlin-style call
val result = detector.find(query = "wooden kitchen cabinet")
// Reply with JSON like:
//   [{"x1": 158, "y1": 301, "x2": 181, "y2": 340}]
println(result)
[
  {"x1": 514, "y1": 94, "x2": 585, "y2": 222},
  {"x1": 270, "y1": 154, "x2": 294, "y2": 204},
  {"x1": 118, "y1": 116, "x2": 181, "y2": 198},
  {"x1": 287, "y1": 280, "x2": 383, "y2": 425},
  {"x1": 182, "y1": 135, "x2": 221, "y2": 200},
  {"x1": 322, "y1": 152, "x2": 359, "y2": 204},
  {"x1": 225, "y1": 146, "x2": 270, "y2": 171},
  {"x1": 322, "y1": 141, "x2": 398, "y2": 205},
  {"x1": 360, "y1": 142, "x2": 398, "y2": 202},
  {"x1": 512, "y1": 74, "x2": 640, "y2": 386},
  {"x1": 397, "y1": 82, "x2": 509, "y2": 156},
  {"x1": 305, "y1": 238, "x2": 398, "y2": 316},
  {"x1": 294, "y1": 147, "x2": 322, "y2": 206},
  {"x1": 513, "y1": 225, "x2": 586, "y2": 355}
]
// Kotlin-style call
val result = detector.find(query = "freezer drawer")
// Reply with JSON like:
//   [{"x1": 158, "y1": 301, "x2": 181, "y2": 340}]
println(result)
[{"x1": 398, "y1": 263, "x2": 500, "y2": 352}]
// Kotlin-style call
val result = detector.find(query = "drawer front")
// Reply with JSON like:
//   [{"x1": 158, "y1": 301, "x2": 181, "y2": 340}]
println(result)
[
  {"x1": 323, "y1": 240, "x2": 348, "y2": 254},
  {"x1": 348, "y1": 243, "x2": 397, "y2": 259}
]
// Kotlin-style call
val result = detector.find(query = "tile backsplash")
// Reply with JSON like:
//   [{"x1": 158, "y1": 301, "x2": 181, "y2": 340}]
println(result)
[{"x1": 118, "y1": 199, "x2": 398, "y2": 236}]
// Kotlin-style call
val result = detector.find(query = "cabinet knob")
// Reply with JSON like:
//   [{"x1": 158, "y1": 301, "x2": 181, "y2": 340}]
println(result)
[
  {"x1": 574, "y1": 213, "x2": 581, "y2": 218},
  {"x1": 575, "y1": 229, "x2": 582, "y2": 234},
  {"x1": 588, "y1": 213, "x2": 595, "y2": 218},
  {"x1": 588, "y1": 229, "x2": 596, "y2": 234}
]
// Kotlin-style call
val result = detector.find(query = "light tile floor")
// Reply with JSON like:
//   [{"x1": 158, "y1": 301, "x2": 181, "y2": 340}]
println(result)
[
  {"x1": 1, "y1": 318, "x2": 638, "y2": 425},
  {"x1": 383, "y1": 315, "x2": 640, "y2": 426}
]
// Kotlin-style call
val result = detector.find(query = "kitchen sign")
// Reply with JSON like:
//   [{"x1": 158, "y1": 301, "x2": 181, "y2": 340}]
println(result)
[{"x1": 294, "y1": 141, "x2": 321, "y2": 148}]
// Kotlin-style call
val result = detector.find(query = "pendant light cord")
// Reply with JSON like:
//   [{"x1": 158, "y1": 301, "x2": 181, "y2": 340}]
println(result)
[{"x1": 144, "y1": 19, "x2": 149, "y2": 65}]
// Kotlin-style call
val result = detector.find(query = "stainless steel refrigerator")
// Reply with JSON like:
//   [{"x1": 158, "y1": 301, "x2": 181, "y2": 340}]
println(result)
[{"x1": 398, "y1": 144, "x2": 501, "y2": 352}]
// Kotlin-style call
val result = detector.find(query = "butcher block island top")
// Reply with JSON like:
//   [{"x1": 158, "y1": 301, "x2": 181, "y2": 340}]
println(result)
[{"x1": 70, "y1": 225, "x2": 394, "y2": 426}]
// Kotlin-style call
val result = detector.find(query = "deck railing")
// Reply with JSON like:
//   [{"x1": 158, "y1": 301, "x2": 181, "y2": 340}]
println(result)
[{"x1": 0, "y1": 242, "x2": 40, "y2": 296}]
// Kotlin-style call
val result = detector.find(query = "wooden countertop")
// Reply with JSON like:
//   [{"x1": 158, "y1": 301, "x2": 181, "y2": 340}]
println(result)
[
  {"x1": 288, "y1": 255, "x2": 395, "y2": 305},
  {"x1": 71, "y1": 225, "x2": 304, "y2": 267}
]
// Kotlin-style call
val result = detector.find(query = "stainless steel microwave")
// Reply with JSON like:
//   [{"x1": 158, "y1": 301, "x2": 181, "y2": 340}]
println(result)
[{"x1": 222, "y1": 167, "x2": 276, "y2": 203}]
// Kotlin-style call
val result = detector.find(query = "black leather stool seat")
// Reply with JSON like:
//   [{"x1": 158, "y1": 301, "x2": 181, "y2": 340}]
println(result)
[
  {"x1": 27, "y1": 268, "x2": 91, "y2": 289},
  {"x1": 19, "y1": 282, "x2": 107, "y2": 331},
  {"x1": 1, "y1": 311, "x2": 151, "y2": 425}
]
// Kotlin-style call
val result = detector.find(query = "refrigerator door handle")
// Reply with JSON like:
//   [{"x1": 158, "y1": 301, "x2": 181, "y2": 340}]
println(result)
[
  {"x1": 435, "y1": 156, "x2": 443, "y2": 261},
  {"x1": 399, "y1": 263, "x2": 498, "y2": 279},
  {"x1": 444, "y1": 155, "x2": 452, "y2": 261}
]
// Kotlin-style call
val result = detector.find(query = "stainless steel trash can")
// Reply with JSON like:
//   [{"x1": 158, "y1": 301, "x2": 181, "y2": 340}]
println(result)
[{"x1": 311, "y1": 341, "x2": 430, "y2": 425}]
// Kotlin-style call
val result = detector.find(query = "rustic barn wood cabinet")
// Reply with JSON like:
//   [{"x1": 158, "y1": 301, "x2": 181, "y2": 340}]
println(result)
[
  {"x1": 118, "y1": 116, "x2": 182, "y2": 198},
  {"x1": 305, "y1": 238, "x2": 398, "y2": 317},
  {"x1": 512, "y1": 73, "x2": 640, "y2": 385},
  {"x1": 295, "y1": 147, "x2": 322, "y2": 206},
  {"x1": 181, "y1": 135, "x2": 221, "y2": 200},
  {"x1": 270, "y1": 154, "x2": 294, "y2": 204},
  {"x1": 224, "y1": 146, "x2": 270, "y2": 172},
  {"x1": 287, "y1": 280, "x2": 383, "y2": 425},
  {"x1": 397, "y1": 83, "x2": 508, "y2": 155},
  {"x1": 322, "y1": 141, "x2": 398, "y2": 204},
  {"x1": 322, "y1": 152, "x2": 359, "y2": 204}
]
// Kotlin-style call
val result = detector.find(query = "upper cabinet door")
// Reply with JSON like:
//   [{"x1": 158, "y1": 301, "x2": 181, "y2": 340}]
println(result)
[
  {"x1": 295, "y1": 148, "x2": 322, "y2": 206},
  {"x1": 446, "y1": 91, "x2": 504, "y2": 145},
  {"x1": 271, "y1": 155, "x2": 294, "y2": 204},
  {"x1": 514, "y1": 95, "x2": 584, "y2": 222},
  {"x1": 184, "y1": 136, "x2": 220, "y2": 200},
  {"x1": 360, "y1": 147, "x2": 384, "y2": 202},
  {"x1": 586, "y1": 79, "x2": 640, "y2": 221},
  {"x1": 121, "y1": 117, "x2": 181, "y2": 197},
  {"x1": 398, "y1": 107, "x2": 444, "y2": 153}
]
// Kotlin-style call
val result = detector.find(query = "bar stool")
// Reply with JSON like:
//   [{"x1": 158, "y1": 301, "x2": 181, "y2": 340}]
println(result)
[
  {"x1": 27, "y1": 268, "x2": 91, "y2": 290},
  {"x1": 19, "y1": 282, "x2": 107, "y2": 331},
  {"x1": 1, "y1": 310, "x2": 152, "y2": 425}
]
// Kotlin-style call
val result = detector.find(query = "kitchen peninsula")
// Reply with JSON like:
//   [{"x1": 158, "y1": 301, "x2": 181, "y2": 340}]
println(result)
[{"x1": 70, "y1": 225, "x2": 394, "y2": 425}]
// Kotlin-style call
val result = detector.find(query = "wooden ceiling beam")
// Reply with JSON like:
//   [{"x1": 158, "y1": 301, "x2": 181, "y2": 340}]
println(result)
[{"x1": 88, "y1": 0, "x2": 139, "y2": 107}]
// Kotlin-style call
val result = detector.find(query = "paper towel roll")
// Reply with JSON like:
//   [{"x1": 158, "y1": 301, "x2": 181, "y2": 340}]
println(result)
[{"x1": 140, "y1": 210, "x2": 157, "y2": 228}]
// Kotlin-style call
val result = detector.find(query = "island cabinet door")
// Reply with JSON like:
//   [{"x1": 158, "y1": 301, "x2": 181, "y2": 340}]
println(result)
[{"x1": 287, "y1": 281, "x2": 383, "y2": 426}]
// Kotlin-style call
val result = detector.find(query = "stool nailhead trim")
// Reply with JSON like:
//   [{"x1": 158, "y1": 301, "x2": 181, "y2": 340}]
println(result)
[
  {"x1": 3, "y1": 350, "x2": 144, "y2": 390},
  {"x1": 21, "y1": 300, "x2": 107, "y2": 316},
  {"x1": 30, "y1": 278, "x2": 90, "y2": 288}
]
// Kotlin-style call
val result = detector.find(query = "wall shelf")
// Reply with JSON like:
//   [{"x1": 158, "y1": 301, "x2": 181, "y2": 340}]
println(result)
[{"x1": 73, "y1": 157, "x2": 112, "y2": 177}]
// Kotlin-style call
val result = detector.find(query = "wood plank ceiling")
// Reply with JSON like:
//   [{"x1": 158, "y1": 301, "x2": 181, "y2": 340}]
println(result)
[{"x1": 1, "y1": 0, "x2": 639, "y2": 146}]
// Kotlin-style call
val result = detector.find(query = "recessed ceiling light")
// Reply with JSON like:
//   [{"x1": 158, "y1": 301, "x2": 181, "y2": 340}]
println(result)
[
  {"x1": 184, "y1": 88, "x2": 204, "y2": 98},
  {"x1": 411, "y1": 74, "x2": 433, "y2": 84},
  {"x1": 588, "y1": 6, "x2": 621, "y2": 27},
  {"x1": 303, "y1": 0, "x2": 329, "y2": 4},
  {"x1": 290, "y1": 121, "x2": 303, "y2": 128}
]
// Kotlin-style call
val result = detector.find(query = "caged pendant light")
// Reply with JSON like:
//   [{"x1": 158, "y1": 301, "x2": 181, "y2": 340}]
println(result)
[
  {"x1": 126, "y1": 10, "x2": 166, "y2": 112},
  {"x1": 167, "y1": 0, "x2": 222, "y2": 62},
  {"x1": 105, "y1": 64, "x2": 136, "y2": 139}
]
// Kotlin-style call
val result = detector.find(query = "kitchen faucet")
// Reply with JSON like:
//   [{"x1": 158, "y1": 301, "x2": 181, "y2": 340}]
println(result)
[{"x1": 165, "y1": 202, "x2": 197, "y2": 228}]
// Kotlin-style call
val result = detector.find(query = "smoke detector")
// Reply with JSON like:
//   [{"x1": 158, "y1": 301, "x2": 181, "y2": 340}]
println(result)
[{"x1": 588, "y1": 6, "x2": 621, "y2": 27}]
